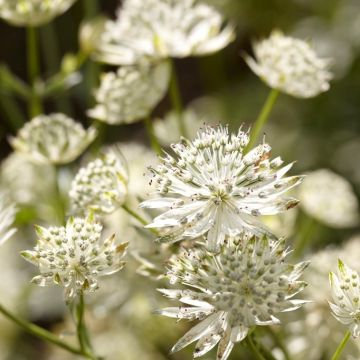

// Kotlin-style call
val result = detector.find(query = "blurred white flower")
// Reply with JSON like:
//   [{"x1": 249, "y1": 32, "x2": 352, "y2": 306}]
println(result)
[
  {"x1": 0, "y1": 0, "x2": 77, "y2": 26},
  {"x1": 298, "y1": 169, "x2": 359, "y2": 228},
  {"x1": 10, "y1": 113, "x2": 97, "y2": 165},
  {"x1": 96, "y1": 0, "x2": 235, "y2": 65},
  {"x1": 88, "y1": 62, "x2": 170, "y2": 125},
  {"x1": 21, "y1": 215, "x2": 128, "y2": 303},
  {"x1": 245, "y1": 30, "x2": 332, "y2": 98},
  {"x1": 0, "y1": 192, "x2": 16, "y2": 245},
  {"x1": 141, "y1": 125, "x2": 303, "y2": 252},
  {"x1": 157, "y1": 234, "x2": 308, "y2": 360}
]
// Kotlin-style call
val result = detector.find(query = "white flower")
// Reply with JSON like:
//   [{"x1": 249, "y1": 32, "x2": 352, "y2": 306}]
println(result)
[
  {"x1": 88, "y1": 62, "x2": 170, "y2": 125},
  {"x1": 298, "y1": 169, "x2": 359, "y2": 228},
  {"x1": 0, "y1": 192, "x2": 16, "y2": 245},
  {"x1": 0, "y1": 0, "x2": 77, "y2": 26},
  {"x1": 156, "y1": 234, "x2": 309, "y2": 360},
  {"x1": 96, "y1": 0, "x2": 235, "y2": 65},
  {"x1": 245, "y1": 30, "x2": 332, "y2": 98},
  {"x1": 69, "y1": 148, "x2": 128, "y2": 215},
  {"x1": 21, "y1": 215, "x2": 128, "y2": 303},
  {"x1": 10, "y1": 113, "x2": 97, "y2": 165},
  {"x1": 141, "y1": 125, "x2": 303, "y2": 252},
  {"x1": 329, "y1": 260, "x2": 360, "y2": 338}
]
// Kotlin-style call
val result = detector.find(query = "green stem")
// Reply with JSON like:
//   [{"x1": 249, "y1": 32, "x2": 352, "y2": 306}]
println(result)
[
  {"x1": 76, "y1": 294, "x2": 93, "y2": 355},
  {"x1": 0, "y1": 92, "x2": 26, "y2": 131},
  {"x1": 266, "y1": 327, "x2": 291, "y2": 360},
  {"x1": 292, "y1": 216, "x2": 316, "y2": 259},
  {"x1": 144, "y1": 116, "x2": 162, "y2": 155},
  {"x1": 331, "y1": 331, "x2": 351, "y2": 360},
  {"x1": 246, "y1": 336, "x2": 267, "y2": 360},
  {"x1": 54, "y1": 165, "x2": 66, "y2": 226},
  {"x1": 169, "y1": 59, "x2": 187, "y2": 137},
  {"x1": 246, "y1": 88, "x2": 279, "y2": 151},
  {"x1": 27, "y1": 26, "x2": 43, "y2": 117}
]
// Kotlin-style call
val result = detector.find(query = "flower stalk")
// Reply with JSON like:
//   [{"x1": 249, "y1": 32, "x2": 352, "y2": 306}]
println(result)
[
  {"x1": 331, "y1": 331, "x2": 351, "y2": 360},
  {"x1": 143, "y1": 116, "x2": 162, "y2": 155}
]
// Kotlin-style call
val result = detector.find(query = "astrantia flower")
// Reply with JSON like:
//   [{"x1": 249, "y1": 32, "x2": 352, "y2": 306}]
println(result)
[
  {"x1": 141, "y1": 125, "x2": 303, "y2": 252},
  {"x1": 96, "y1": 0, "x2": 235, "y2": 65},
  {"x1": 88, "y1": 62, "x2": 170, "y2": 124},
  {"x1": 10, "y1": 113, "x2": 97, "y2": 165},
  {"x1": 298, "y1": 169, "x2": 359, "y2": 228},
  {"x1": 245, "y1": 30, "x2": 332, "y2": 98},
  {"x1": 69, "y1": 148, "x2": 128, "y2": 215},
  {"x1": 156, "y1": 234, "x2": 309, "y2": 360},
  {"x1": 21, "y1": 215, "x2": 128, "y2": 303},
  {"x1": 0, "y1": 0, "x2": 77, "y2": 27},
  {"x1": 0, "y1": 192, "x2": 16, "y2": 245}
]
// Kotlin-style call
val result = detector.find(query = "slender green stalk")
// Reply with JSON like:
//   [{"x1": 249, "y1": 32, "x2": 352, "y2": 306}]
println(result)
[
  {"x1": 292, "y1": 216, "x2": 316, "y2": 259},
  {"x1": 0, "y1": 92, "x2": 26, "y2": 131},
  {"x1": 168, "y1": 59, "x2": 187, "y2": 137},
  {"x1": 76, "y1": 294, "x2": 93, "y2": 355},
  {"x1": 246, "y1": 336, "x2": 267, "y2": 360},
  {"x1": 266, "y1": 327, "x2": 291, "y2": 360},
  {"x1": 246, "y1": 88, "x2": 279, "y2": 151},
  {"x1": 54, "y1": 165, "x2": 66, "y2": 226},
  {"x1": 331, "y1": 331, "x2": 351, "y2": 360},
  {"x1": 144, "y1": 116, "x2": 162, "y2": 155},
  {"x1": 27, "y1": 26, "x2": 43, "y2": 117}
]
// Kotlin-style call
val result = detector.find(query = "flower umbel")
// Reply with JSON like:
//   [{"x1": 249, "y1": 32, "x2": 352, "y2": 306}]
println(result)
[
  {"x1": 21, "y1": 215, "x2": 128, "y2": 303},
  {"x1": 245, "y1": 30, "x2": 332, "y2": 98},
  {"x1": 329, "y1": 260, "x2": 360, "y2": 338},
  {"x1": 157, "y1": 234, "x2": 309, "y2": 360},
  {"x1": 141, "y1": 125, "x2": 303, "y2": 252}
]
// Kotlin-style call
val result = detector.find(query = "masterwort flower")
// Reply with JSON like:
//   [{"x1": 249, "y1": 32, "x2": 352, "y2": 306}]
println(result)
[
  {"x1": 88, "y1": 62, "x2": 170, "y2": 125},
  {"x1": 10, "y1": 113, "x2": 97, "y2": 165},
  {"x1": 141, "y1": 125, "x2": 303, "y2": 252},
  {"x1": 156, "y1": 234, "x2": 309, "y2": 360},
  {"x1": 69, "y1": 148, "x2": 128, "y2": 215},
  {"x1": 329, "y1": 260, "x2": 360, "y2": 338},
  {"x1": 245, "y1": 30, "x2": 332, "y2": 98},
  {"x1": 21, "y1": 215, "x2": 128, "y2": 303},
  {"x1": 96, "y1": 0, "x2": 235, "y2": 65},
  {"x1": 0, "y1": 192, "x2": 17, "y2": 245},
  {"x1": 0, "y1": 0, "x2": 77, "y2": 27}
]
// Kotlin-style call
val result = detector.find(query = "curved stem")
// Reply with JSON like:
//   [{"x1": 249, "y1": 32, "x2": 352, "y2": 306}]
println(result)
[
  {"x1": 331, "y1": 331, "x2": 351, "y2": 360},
  {"x1": 246, "y1": 336, "x2": 267, "y2": 360},
  {"x1": 76, "y1": 294, "x2": 93, "y2": 354},
  {"x1": 266, "y1": 327, "x2": 291, "y2": 360},
  {"x1": 144, "y1": 116, "x2": 162, "y2": 155}
]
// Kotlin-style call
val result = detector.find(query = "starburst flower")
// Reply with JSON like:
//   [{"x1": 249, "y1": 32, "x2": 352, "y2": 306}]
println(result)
[
  {"x1": 156, "y1": 234, "x2": 309, "y2": 360},
  {"x1": 69, "y1": 148, "x2": 128, "y2": 215},
  {"x1": 0, "y1": 0, "x2": 77, "y2": 27},
  {"x1": 21, "y1": 215, "x2": 128, "y2": 303},
  {"x1": 0, "y1": 192, "x2": 16, "y2": 245},
  {"x1": 329, "y1": 260, "x2": 360, "y2": 338},
  {"x1": 9, "y1": 113, "x2": 97, "y2": 165},
  {"x1": 245, "y1": 30, "x2": 332, "y2": 98},
  {"x1": 88, "y1": 62, "x2": 170, "y2": 125},
  {"x1": 141, "y1": 125, "x2": 303, "y2": 252},
  {"x1": 95, "y1": 0, "x2": 235, "y2": 65}
]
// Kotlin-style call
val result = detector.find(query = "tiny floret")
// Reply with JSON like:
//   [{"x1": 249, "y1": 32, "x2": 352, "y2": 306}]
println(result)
[
  {"x1": 0, "y1": 192, "x2": 17, "y2": 245},
  {"x1": 10, "y1": 113, "x2": 97, "y2": 165},
  {"x1": 21, "y1": 215, "x2": 128, "y2": 303},
  {"x1": 245, "y1": 30, "x2": 332, "y2": 98},
  {"x1": 141, "y1": 125, "x2": 303, "y2": 252},
  {"x1": 157, "y1": 234, "x2": 309, "y2": 360}
]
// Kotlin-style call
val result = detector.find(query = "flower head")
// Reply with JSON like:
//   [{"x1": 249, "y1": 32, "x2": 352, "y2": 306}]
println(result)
[
  {"x1": 329, "y1": 260, "x2": 360, "y2": 338},
  {"x1": 21, "y1": 215, "x2": 128, "y2": 303},
  {"x1": 0, "y1": 0, "x2": 77, "y2": 26},
  {"x1": 88, "y1": 62, "x2": 170, "y2": 124},
  {"x1": 245, "y1": 30, "x2": 332, "y2": 98},
  {"x1": 141, "y1": 125, "x2": 303, "y2": 252},
  {"x1": 96, "y1": 0, "x2": 235, "y2": 65},
  {"x1": 0, "y1": 192, "x2": 16, "y2": 245},
  {"x1": 157, "y1": 234, "x2": 309, "y2": 360},
  {"x1": 10, "y1": 113, "x2": 97, "y2": 165},
  {"x1": 69, "y1": 148, "x2": 128, "y2": 215}
]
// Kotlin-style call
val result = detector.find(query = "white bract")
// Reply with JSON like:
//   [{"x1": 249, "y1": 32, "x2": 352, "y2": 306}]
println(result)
[
  {"x1": 157, "y1": 234, "x2": 309, "y2": 360},
  {"x1": 96, "y1": 0, "x2": 235, "y2": 65},
  {"x1": 0, "y1": 0, "x2": 77, "y2": 26},
  {"x1": 329, "y1": 260, "x2": 360, "y2": 338},
  {"x1": 0, "y1": 192, "x2": 16, "y2": 245},
  {"x1": 21, "y1": 215, "x2": 128, "y2": 303},
  {"x1": 88, "y1": 62, "x2": 170, "y2": 124},
  {"x1": 141, "y1": 125, "x2": 303, "y2": 252},
  {"x1": 245, "y1": 30, "x2": 332, "y2": 98}
]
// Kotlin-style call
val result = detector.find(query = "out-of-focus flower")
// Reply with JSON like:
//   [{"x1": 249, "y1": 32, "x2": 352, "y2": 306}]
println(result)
[
  {"x1": 79, "y1": 16, "x2": 108, "y2": 56},
  {"x1": 329, "y1": 260, "x2": 360, "y2": 338},
  {"x1": 69, "y1": 148, "x2": 128, "y2": 215},
  {"x1": 88, "y1": 62, "x2": 170, "y2": 125},
  {"x1": 9, "y1": 113, "x2": 97, "y2": 165},
  {"x1": 245, "y1": 30, "x2": 332, "y2": 98},
  {"x1": 298, "y1": 169, "x2": 359, "y2": 228},
  {"x1": 96, "y1": 0, "x2": 235, "y2": 65},
  {"x1": 21, "y1": 215, "x2": 128, "y2": 303},
  {"x1": 0, "y1": 192, "x2": 16, "y2": 245},
  {"x1": 141, "y1": 125, "x2": 303, "y2": 252},
  {"x1": 157, "y1": 234, "x2": 308, "y2": 360},
  {"x1": 0, "y1": 0, "x2": 77, "y2": 27}
]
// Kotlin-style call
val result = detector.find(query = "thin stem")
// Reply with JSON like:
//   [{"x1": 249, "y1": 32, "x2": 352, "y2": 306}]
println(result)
[
  {"x1": 331, "y1": 331, "x2": 351, "y2": 360},
  {"x1": 266, "y1": 327, "x2": 291, "y2": 360},
  {"x1": 54, "y1": 165, "x2": 66, "y2": 226},
  {"x1": 292, "y1": 216, "x2": 316, "y2": 259},
  {"x1": 168, "y1": 59, "x2": 187, "y2": 137},
  {"x1": 246, "y1": 336, "x2": 267, "y2": 360},
  {"x1": 246, "y1": 88, "x2": 279, "y2": 151},
  {"x1": 144, "y1": 116, "x2": 162, "y2": 155},
  {"x1": 76, "y1": 294, "x2": 93, "y2": 354},
  {"x1": 0, "y1": 92, "x2": 26, "y2": 131}
]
